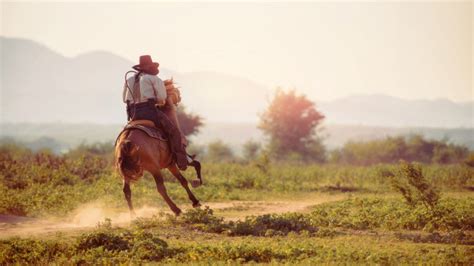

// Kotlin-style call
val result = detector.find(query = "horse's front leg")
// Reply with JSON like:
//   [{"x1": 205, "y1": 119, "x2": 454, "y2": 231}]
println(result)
[{"x1": 168, "y1": 164, "x2": 201, "y2": 208}]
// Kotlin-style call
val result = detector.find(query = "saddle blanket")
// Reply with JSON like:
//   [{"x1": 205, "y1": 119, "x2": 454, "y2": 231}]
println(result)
[
  {"x1": 115, "y1": 120, "x2": 167, "y2": 146},
  {"x1": 124, "y1": 123, "x2": 167, "y2": 141}
]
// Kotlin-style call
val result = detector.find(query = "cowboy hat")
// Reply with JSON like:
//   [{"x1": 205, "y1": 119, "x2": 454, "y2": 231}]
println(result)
[{"x1": 133, "y1": 55, "x2": 159, "y2": 71}]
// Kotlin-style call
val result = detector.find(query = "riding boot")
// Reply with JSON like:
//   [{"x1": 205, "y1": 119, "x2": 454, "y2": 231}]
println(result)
[
  {"x1": 168, "y1": 134, "x2": 189, "y2": 171},
  {"x1": 153, "y1": 109, "x2": 189, "y2": 170}
]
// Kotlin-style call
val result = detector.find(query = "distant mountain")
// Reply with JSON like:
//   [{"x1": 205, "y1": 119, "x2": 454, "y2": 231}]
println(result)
[
  {"x1": 319, "y1": 94, "x2": 473, "y2": 128},
  {"x1": 0, "y1": 37, "x2": 269, "y2": 124},
  {"x1": 1, "y1": 37, "x2": 176, "y2": 123},
  {"x1": 1, "y1": 37, "x2": 472, "y2": 127}
]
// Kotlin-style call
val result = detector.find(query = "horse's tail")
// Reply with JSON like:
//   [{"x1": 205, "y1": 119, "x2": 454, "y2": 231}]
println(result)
[{"x1": 116, "y1": 139, "x2": 143, "y2": 181}]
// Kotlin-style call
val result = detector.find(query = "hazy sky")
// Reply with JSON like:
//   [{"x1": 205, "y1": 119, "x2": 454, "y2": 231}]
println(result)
[{"x1": 2, "y1": 1, "x2": 472, "y2": 101}]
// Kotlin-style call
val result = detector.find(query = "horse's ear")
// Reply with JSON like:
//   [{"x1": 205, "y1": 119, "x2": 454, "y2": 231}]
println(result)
[{"x1": 164, "y1": 77, "x2": 174, "y2": 85}]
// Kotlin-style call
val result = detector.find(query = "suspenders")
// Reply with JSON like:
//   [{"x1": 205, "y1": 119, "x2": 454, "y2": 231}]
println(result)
[
  {"x1": 131, "y1": 73, "x2": 158, "y2": 103},
  {"x1": 132, "y1": 74, "x2": 142, "y2": 102}
]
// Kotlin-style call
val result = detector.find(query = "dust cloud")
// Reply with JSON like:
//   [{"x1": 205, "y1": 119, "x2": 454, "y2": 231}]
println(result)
[
  {"x1": 0, "y1": 202, "x2": 164, "y2": 238},
  {"x1": 70, "y1": 203, "x2": 160, "y2": 227}
]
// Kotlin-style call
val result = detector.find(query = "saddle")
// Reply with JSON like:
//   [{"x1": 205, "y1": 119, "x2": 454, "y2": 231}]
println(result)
[
  {"x1": 116, "y1": 121, "x2": 203, "y2": 187},
  {"x1": 115, "y1": 120, "x2": 167, "y2": 147}
]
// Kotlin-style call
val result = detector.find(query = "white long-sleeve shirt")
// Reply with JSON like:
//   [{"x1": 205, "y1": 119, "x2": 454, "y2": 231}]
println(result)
[{"x1": 122, "y1": 74, "x2": 167, "y2": 104}]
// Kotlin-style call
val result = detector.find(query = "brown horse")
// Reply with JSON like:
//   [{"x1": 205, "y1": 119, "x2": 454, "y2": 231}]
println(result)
[{"x1": 115, "y1": 121, "x2": 201, "y2": 217}]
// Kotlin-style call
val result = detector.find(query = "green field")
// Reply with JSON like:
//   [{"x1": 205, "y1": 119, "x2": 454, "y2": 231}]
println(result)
[{"x1": 0, "y1": 144, "x2": 473, "y2": 264}]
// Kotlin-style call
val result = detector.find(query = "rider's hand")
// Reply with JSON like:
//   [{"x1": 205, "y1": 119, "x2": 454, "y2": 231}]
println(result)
[{"x1": 156, "y1": 99, "x2": 166, "y2": 107}]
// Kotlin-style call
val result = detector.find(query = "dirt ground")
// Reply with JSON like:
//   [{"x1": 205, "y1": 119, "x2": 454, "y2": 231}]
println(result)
[{"x1": 0, "y1": 194, "x2": 348, "y2": 238}]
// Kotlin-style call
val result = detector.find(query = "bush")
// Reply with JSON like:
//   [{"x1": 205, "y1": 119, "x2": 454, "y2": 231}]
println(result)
[
  {"x1": 0, "y1": 238, "x2": 71, "y2": 264},
  {"x1": 230, "y1": 213, "x2": 317, "y2": 236},
  {"x1": 131, "y1": 231, "x2": 168, "y2": 260},
  {"x1": 76, "y1": 231, "x2": 132, "y2": 252},
  {"x1": 176, "y1": 207, "x2": 317, "y2": 236},
  {"x1": 387, "y1": 162, "x2": 440, "y2": 208},
  {"x1": 75, "y1": 220, "x2": 169, "y2": 262},
  {"x1": 242, "y1": 140, "x2": 261, "y2": 161},
  {"x1": 206, "y1": 140, "x2": 235, "y2": 162},
  {"x1": 309, "y1": 197, "x2": 474, "y2": 231},
  {"x1": 464, "y1": 152, "x2": 474, "y2": 167},
  {"x1": 334, "y1": 135, "x2": 469, "y2": 165},
  {"x1": 179, "y1": 206, "x2": 228, "y2": 233}
]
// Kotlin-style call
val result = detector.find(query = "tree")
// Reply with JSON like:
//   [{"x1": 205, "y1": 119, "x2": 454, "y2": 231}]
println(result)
[
  {"x1": 259, "y1": 89, "x2": 325, "y2": 161},
  {"x1": 207, "y1": 140, "x2": 235, "y2": 162},
  {"x1": 242, "y1": 140, "x2": 261, "y2": 161},
  {"x1": 177, "y1": 105, "x2": 203, "y2": 137}
]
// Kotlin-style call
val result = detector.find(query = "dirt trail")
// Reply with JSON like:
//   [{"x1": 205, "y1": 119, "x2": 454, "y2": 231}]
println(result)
[
  {"x1": 0, "y1": 194, "x2": 347, "y2": 238},
  {"x1": 208, "y1": 194, "x2": 347, "y2": 220}
]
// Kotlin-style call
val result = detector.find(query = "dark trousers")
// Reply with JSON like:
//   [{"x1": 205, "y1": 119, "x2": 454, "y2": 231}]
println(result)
[{"x1": 128, "y1": 103, "x2": 185, "y2": 156}]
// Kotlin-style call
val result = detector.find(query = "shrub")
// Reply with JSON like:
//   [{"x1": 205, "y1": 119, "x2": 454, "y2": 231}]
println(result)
[
  {"x1": 76, "y1": 231, "x2": 132, "y2": 252},
  {"x1": 0, "y1": 238, "x2": 71, "y2": 264},
  {"x1": 242, "y1": 140, "x2": 261, "y2": 161},
  {"x1": 334, "y1": 135, "x2": 469, "y2": 165},
  {"x1": 206, "y1": 140, "x2": 235, "y2": 162},
  {"x1": 388, "y1": 162, "x2": 440, "y2": 208},
  {"x1": 309, "y1": 197, "x2": 474, "y2": 231},
  {"x1": 464, "y1": 152, "x2": 474, "y2": 167},
  {"x1": 131, "y1": 231, "x2": 168, "y2": 260},
  {"x1": 75, "y1": 220, "x2": 169, "y2": 262},
  {"x1": 179, "y1": 206, "x2": 228, "y2": 233},
  {"x1": 177, "y1": 207, "x2": 318, "y2": 236},
  {"x1": 230, "y1": 213, "x2": 317, "y2": 236}
]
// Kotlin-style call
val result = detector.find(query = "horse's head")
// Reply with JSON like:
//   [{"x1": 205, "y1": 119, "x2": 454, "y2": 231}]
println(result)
[
  {"x1": 164, "y1": 77, "x2": 181, "y2": 105},
  {"x1": 164, "y1": 77, "x2": 176, "y2": 89}
]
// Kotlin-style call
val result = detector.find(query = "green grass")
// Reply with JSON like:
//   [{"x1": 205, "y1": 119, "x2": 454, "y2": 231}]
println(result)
[
  {"x1": 1, "y1": 201, "x2": 473, "y2": 264},
  {"x1": 1, "y1": 146, "x2": 473, "y2": 264},
  {"x1": 1, "y1": 149, "x2": 472, "y2": 217}
]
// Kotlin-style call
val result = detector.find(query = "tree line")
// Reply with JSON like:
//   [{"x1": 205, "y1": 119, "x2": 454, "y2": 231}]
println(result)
[
  {"x1": 179, "y1": 89, "x2": 472, "y2": 165},
  {"x1": 3, "y1": 89, "x2": 469, "y2": 166}
]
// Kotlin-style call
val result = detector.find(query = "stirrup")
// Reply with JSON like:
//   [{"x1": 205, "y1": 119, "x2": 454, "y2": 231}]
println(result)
[{"x1": 188, "y1": 159, "x2": 202, "y2": 187}]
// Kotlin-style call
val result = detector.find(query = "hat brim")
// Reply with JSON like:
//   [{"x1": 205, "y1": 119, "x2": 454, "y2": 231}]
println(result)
[{"x1": 133, "y1": 62, "x2": 159, "y2": 70}]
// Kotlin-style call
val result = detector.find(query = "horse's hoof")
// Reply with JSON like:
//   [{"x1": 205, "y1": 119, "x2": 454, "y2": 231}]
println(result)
[
  {"x1": 191, "y1": 180, "x2": 201, "y2": 188},
  {"x1": 130, "y1": 211, "x2": 137, "y2": 219},
  {"x1": 193, "y1": 202, "x2": 201, "y2": 208},
  {"x1": 174, "y1": 209, "x2": 182, "y2": 216}
]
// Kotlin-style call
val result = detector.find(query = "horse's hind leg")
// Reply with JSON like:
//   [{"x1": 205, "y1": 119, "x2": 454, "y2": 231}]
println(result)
[
  {"x1": 152, "y1": 170, "x2": 182, "y2": 216},
  {"x1": 123, "y1": 180, "x2": 136, "y2": 218},
  {"x1": 168, "y1": 164, "x2": 201, "y2": 208}
]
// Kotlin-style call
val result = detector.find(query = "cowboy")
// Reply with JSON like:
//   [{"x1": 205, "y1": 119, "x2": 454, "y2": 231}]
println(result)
[{"x1": 122, "y1": 55, "x2": 189, "y2": 170}]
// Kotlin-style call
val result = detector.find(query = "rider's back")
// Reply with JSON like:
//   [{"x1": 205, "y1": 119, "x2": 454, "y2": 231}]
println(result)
[{"x1": 123, "y1": 74, "x2": 167, "y2": 104}]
